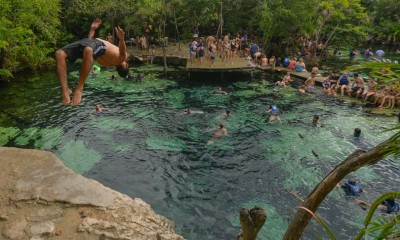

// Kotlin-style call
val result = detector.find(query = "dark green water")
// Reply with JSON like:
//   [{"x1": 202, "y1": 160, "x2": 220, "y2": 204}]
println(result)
[{"x1": 0, "y1": 64, "x2": 399, "y2": 239}]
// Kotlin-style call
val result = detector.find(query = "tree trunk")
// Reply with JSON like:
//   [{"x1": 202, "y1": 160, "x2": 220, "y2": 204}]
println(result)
[
  {"x1": 173, "y1": 7, "x2": 180, "y2": 51},
  {"x1": 319, "y1": 23, "x2": 340, "y2": 60},
  {"x1": 162, "y1": 39, "x2": 168, "y2": 76},
  {"x1": 283, "y1": 139, "x2": 394, "y2": 240},
  {"x1": 237, "y1": 205, "x2": 267, "y2": 240}
]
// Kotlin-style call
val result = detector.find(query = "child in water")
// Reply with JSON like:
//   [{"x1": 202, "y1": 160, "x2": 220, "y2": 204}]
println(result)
[{"x1": 267, "y1": 105, "x2": 282, "y2": 123}]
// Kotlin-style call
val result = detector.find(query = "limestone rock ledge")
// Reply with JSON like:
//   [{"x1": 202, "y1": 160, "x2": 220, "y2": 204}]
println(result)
[{"x1": 0, "y1": 147, "x2": 184, "y2": 240}]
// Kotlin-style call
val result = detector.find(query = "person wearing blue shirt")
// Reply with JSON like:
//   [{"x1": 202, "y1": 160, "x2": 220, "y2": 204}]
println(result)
[
  {"x1": 357, "y1": 197, "x2": 400, "y2": 214},
  {"x1": 337, "y1": 178, "x2": 364, "y2": 196},
  {"x1": 250, "y1": 43, "x2": 261, "y2": 64}
]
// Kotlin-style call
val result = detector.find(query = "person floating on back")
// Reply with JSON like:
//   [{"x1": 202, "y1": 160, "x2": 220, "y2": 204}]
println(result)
[{"x1": 55, "y1": 18, "x2": 129, "y2": 106}]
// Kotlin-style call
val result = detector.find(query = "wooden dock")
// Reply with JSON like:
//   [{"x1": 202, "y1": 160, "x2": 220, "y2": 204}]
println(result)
[
  {"x1": 186, "y1": 58, "x2": 327, "y2": 84},
  {"x1": 186, "y1": 57, "x2": 256, "y2": 72}
]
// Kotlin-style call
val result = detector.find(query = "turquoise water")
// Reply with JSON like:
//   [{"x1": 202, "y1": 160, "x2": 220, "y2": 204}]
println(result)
[{"x1": 0, "y1": 65, "x2": 399, "y2": 239}]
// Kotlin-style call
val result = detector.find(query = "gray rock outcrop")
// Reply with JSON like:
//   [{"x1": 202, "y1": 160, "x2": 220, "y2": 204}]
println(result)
[{"x1": 0, "y1": 147, "x2": 184, "y2": 240}]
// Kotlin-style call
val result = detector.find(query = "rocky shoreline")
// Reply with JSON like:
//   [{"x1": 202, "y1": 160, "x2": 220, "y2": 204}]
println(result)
[{"x1": 0, "y1": 147, "x2": 183, "y2": 240}]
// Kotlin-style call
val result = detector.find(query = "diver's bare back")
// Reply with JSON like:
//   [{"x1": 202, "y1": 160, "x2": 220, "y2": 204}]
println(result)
[{"x1": 95, "y1": 39, "x2": 121, "y2": 66}]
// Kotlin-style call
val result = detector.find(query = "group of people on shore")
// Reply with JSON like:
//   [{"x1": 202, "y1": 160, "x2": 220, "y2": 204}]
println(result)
[
  {"x1": 188, "y1": 33, "x2": 264, "y2": 67},
  {"x1": 320, "y1": 70, "x2": 400, "y2": 109},
  {"x1": 275, "y1": 66, "x2": 400, "y2": 112}
]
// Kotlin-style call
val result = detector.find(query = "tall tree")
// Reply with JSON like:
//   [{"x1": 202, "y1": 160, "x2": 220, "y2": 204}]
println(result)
[{"x1": 0, "y1": 0, "x2": 60, "y2": 78}]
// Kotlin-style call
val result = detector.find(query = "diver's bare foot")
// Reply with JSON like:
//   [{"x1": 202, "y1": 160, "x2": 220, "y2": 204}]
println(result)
[
  {"x1": 62, "y1": 89, "x2": 72, "y2": 106},
  {"x1": 71, "y1": 89, "x2": 83, "y2": 106}
]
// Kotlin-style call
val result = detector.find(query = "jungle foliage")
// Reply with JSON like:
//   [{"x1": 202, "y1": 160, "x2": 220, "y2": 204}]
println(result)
[{"x1": 0, "y1": 0, "x2": 399, "y2": 79}]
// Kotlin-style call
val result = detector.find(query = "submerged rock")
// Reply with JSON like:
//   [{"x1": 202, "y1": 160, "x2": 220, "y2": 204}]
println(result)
[{"x1": 0, "y1": 147, "x2": 183, "y2": 240}]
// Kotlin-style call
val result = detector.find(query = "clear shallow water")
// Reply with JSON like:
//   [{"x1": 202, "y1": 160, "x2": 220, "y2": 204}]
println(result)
[{"x1": 0, "y1": 65, "x2": 399, "y2": 239}]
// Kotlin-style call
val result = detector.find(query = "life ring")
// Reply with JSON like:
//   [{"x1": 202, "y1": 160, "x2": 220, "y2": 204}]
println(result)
[{"x1": 93, "y1": 65, "x2": 101, "y2": 71}]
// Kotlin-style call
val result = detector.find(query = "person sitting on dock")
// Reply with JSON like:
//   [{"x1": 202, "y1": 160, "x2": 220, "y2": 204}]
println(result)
[
  {"x1": 295, "y1": 58, "x2": 307, "y2": 72},
  {"x1": 311, "y1": 66, "x2": 321, "y2": 77},
  {"x1": 55, "y1": 18, "x2": 129, "y2": 106},
  {"x1": 298, "y1": 85, "x2": 307, "y2": 94},
  {"x1": 322, "y1": 77, "x2": 331, "y2": 94},
  {"x1": 288, "y1": 57, "x2": 296, "y2": 70},
  {"x1": 280, "y1": 72, "x2": 292, "y2": 86},
  {"x1": 326, "y1": 71, "x2": 339, "y2": 89},
  {"x1": 304, "y1": 73, "x2": 316, "y2": 92},
  {"x1": 371, "y1": 86, "x2": 390, "y2": 105},
  {"x1": 261, "y1": 55, "x2": 269, "y2": 66},
  {"x1": 348, "y1": 73, "x2": 365, "y2": 99},
  {"x1": 269, "y1": 56, "x2": 276, "y2": 67},
  {"x1": 334, "y1": 70, "x2": 351, "y2": 96},
  {"x1": 378, "y1": 86, "x2": 399, "y2": 109},
  {"x1": 362, "y1": 78, "x2": 378, "y2": 102}
]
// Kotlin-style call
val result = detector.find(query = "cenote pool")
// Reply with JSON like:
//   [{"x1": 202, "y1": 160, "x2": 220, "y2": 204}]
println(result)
[{"x1": 0, "y1": 64, "x2": 399, "y2": 239}]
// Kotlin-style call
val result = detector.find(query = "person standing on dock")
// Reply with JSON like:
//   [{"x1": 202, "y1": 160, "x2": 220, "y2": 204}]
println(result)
[
  {"x1": 209, "y1": 42, "x2": 217, "y2": 67},
  {"x1": 250, "y1": 43, "x2": 261, "y2": 65},
  {"x1": 189, "y1": 41, "x2": 198, "y2": 65},
  {"x1": 55, "y1": 18, "x2": 129, "y2": 106},
  {"x1": 222, "y1": 37, "x2": 231, "y2": 65},
  {"x1": 376, "y1": 49, "x2": 385, "y2": 58},
  {"x1": 206, "y1": 35, "x2": 215, "y2": 60}
]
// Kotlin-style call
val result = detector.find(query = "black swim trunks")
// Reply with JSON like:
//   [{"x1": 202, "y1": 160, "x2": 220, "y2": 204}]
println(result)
[{"x1": 61, "y1": 38, "x2": 107, "y2": 63}]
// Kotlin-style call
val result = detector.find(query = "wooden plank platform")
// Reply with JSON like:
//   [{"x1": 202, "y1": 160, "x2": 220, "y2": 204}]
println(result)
[
  {"x1": 186, "y1": 59, "x2": 328, "y2": 83},
  {"x1": 258, "y1": 66, "x2": 325, "y2": 82},
  {"x1": 186, "y1": 57, "x2": 256, "y2": 72}
]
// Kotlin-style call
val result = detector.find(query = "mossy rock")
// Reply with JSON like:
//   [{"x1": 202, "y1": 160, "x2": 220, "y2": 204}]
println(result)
[
  {"x1": 0, "y1": 127, "x2": 21, "y2": 146},
  {"x1": 369, "y1": 108, "x2": 398, "y2": 116}
]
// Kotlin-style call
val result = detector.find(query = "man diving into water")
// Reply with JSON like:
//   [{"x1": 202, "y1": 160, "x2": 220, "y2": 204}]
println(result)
[{"x1": 55, "y1": 18, "x2": 129, "y2": 106}]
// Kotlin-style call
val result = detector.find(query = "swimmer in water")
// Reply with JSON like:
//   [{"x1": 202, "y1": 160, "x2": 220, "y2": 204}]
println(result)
[
  {"x1": 213, "y1": 123, "x2": 228, "y2": 138},
  {"x1": 180, "y1": 107, "x2": 193, "y2": 115},
  {"x1": 311, "y1": 115, "x2": 320, "y2": 126},
  {"x1": 211, "y1": 86, "x2": 228, "y2": 95},
  {"x1": 222, "y1": 110, "x2": 231, "y2": 118},
  {"x1": 336, "y1": 177, "x2": 364, "y2": 196},
  {"x1": 267, "y1": 105, "x2": 282, "y2": 123},
  {"x1": 91, "y1": 104, "x2": 110, "y2": 114},
  {"x1": 356, "y1": 197, "x2": 400, "y2": 214}
]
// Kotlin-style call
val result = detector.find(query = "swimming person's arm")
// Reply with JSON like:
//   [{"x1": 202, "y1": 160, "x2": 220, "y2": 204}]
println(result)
[
  {"x1": 88, "y1": 18, "x2": 102, "y2": 39},
  {"x1": 115, "y1": 26, "x2": 127, "y2": 62}
]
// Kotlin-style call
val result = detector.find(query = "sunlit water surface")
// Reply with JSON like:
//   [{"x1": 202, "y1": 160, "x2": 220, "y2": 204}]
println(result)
[{"x1": 0, "y1": 64, "x2": 399, "y2": 239}]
